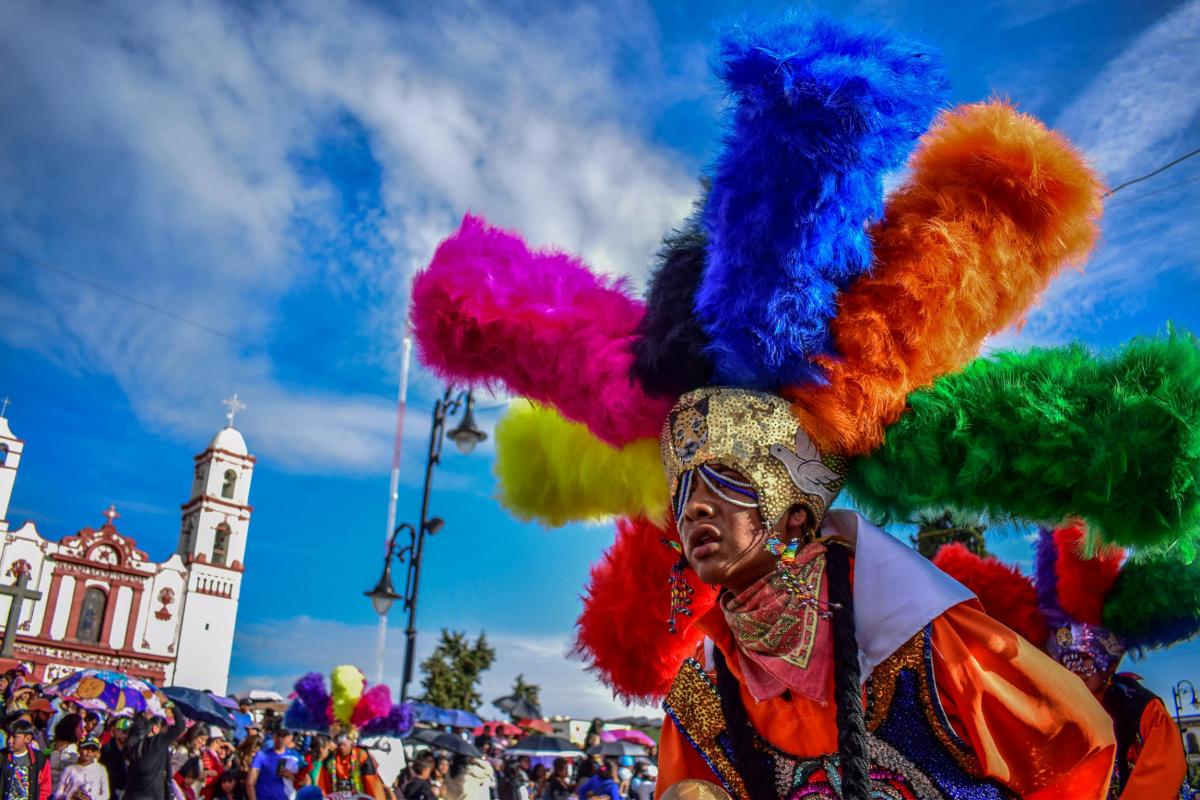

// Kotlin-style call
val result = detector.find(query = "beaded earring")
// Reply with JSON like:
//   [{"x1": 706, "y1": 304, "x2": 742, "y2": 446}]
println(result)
[
  {"x1": 763, "y1": 528, "x2": 838, "y2": 619},
  {"x1": 662, "y1": 538, "x2": 694, "y2": 634}
]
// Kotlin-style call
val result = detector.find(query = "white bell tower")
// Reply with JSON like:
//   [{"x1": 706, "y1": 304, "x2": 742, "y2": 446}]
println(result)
[
  {"x1": 0, "y1": 398, "x2": 23, "y2": 534},
  {"x1": 172, "y1": 395, "x2": 253, "y2": 692}
]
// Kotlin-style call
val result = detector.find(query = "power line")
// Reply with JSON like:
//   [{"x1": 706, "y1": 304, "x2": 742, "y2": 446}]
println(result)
[
  {"x1": 1104, "y1": 173, "x2": 1200, "y2": 209},
  {"x1": 1104, "y1": 147, "x2": 1200, "y2": 197},
  {"x1": 0, "y1": 245, "x2": 392, "y2": 398}
]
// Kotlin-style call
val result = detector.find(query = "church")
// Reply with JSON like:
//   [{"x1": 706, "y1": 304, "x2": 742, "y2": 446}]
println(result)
[{"x1": 0, "y1": 399, "x2": 253, "y2": 693}]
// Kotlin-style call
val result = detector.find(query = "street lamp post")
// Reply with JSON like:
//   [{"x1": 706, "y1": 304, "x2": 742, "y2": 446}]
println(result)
[
  {"x1": 1172, "y1": 679, "x2": 1198, "y2": 734},
  {"x1": 366, "y1": 388, "x2": 487, "y2": 702}
]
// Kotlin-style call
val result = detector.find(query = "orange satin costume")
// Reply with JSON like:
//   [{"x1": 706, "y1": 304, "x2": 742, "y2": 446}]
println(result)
[
  {"x1": 1112, "y1": 699, "x2": 1186, "y2": 799},
  {"x1": 657, "y1": 600, "x2": 1116, "y2": 799}
]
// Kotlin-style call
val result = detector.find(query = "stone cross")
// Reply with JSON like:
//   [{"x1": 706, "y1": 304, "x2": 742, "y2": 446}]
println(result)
[
  {"x1": 103, "y1": 504, "x2": 120, "y2": 526},
  {"x1": 0, "y1": 563, "x2": 42, "y2": 657}
]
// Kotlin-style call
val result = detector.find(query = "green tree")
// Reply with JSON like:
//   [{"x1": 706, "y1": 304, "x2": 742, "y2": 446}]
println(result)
[
  {"x1": 419, "y1": 629, "x2": 496, "y2": 712},
  {"x1": 911, "y1": 510, "x2": 988, "y2": 560},
  {"x1": 510, "y1": 673, "x2": 541, "y2": 707}
]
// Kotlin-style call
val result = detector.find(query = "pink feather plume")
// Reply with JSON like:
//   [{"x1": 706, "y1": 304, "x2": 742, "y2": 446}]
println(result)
[
  {"x1": 350, "y1": 683, "x2": 393, "y2": 729},
  {"x1": 410, "y1": 215, "x2": 672, "y2": 446}
]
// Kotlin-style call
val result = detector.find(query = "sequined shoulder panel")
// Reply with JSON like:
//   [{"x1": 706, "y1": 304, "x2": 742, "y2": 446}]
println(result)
[{"x1": 663, "y1": 657, "x2": 748, "y2": 800}]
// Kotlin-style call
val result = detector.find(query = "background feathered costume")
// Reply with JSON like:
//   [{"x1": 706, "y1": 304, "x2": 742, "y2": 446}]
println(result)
[
  {"x1": 408, "y1": 11, "x2": 1200, "y2": 704},
  {"x1": 285, "y1": 665, "x2": 414, "y2": 738}
]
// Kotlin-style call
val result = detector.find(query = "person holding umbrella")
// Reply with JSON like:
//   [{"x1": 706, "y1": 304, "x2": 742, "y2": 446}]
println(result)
[{"x1": 122, "y1": 705, "x2": 188, "y2": 800}]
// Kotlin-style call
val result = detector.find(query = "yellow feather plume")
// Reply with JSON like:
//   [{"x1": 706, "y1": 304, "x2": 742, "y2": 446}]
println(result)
[
  {"x1": 330, "y1": 665, "x2": 364, "y2": 725},
  {"x1": 494, "y1": 401, "x2": 666, "y2": 527}
]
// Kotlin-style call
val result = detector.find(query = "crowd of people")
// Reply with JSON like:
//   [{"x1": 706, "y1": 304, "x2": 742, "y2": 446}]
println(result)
[{"x1": 0, "y1": 671, "x2": 657, "y2": 800}]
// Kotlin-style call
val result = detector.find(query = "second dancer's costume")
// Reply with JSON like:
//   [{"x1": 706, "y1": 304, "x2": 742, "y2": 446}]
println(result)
[{"x1": 935, "y1": 524, "x2": 1196, "y2": 798}]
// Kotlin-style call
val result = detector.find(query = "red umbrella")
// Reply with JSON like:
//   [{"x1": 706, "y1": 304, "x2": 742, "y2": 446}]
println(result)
[
  {"x1": 472, "y1": 720, "x2": 524, "y2": 737},
  {"x1": 518, "y1": 718, "x2": 553, "y2": 734},
  {"x1": 607, "y1": 728, "x2": 656, "y2": 747}
]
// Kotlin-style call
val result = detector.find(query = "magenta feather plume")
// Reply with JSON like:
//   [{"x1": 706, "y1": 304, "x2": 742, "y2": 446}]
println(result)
[
  {"x1": 411, "y1": 215, "x2": 672, "y2": 446},
  {"x1": 350, "y1": 684, "x2": 392, "y2": 728}
]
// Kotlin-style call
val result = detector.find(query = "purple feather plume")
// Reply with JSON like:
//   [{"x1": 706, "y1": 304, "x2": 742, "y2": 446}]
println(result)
[{"x1": 360, "y1": 703, "x2": 415, "y2": 738}]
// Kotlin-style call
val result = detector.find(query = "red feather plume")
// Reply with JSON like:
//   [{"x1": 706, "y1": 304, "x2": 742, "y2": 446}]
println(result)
[
  {"x1": 933, "y1": 543, "x2": 1049, "y2": 647},
  {"x1": 1052, "y1": 522, "x2": 1124, "y2": 625},
  {"x1": 574, "y1": 515, "x2": 718, "y2": 704}
]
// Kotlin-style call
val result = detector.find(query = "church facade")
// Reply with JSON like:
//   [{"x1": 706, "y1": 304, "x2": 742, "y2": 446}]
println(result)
[{"x1": 0, "y1": 405, "x2": 253, "y2": 693}]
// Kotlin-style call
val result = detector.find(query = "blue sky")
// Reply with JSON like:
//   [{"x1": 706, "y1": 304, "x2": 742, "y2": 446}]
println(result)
[{"x1": 1, "y1": 0, "x2": 1198, "y2": 718}]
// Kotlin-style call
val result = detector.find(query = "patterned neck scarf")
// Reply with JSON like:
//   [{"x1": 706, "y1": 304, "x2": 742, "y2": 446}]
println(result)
[{"x1": 721, "y1": 540, "x2": 833, "y2": 703}]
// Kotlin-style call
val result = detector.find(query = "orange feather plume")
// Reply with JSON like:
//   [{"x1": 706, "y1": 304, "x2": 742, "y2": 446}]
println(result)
[
  {"x1": 788, "y1": 100, "x2": 1104, "y2": 455},
  {"x1": 574, "y1": 515, "x2": 718, "y2": 704}
]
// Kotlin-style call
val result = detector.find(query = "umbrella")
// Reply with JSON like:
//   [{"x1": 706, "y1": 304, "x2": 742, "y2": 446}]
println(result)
[
  {"x1": 163, "y1": 687, "x2": 236, "y2": 728},
  {"x1": 509, "y1": 735, "x2": 578, "y2": 753},
  {"x1": 587, "y1": 740, "x2": 647, "y2": 757},
  {"x1": 472, "y1": 721, "x2": 523, "y2": 738},
  {"x1": 408, "y1": 703, "x2": 483, "y2": 729},
  {"x1": 517, "y1": 718, "x2": 553, "y2": 734},
  {"x1": 606, "y1": 729, "x2": 655, "y2": 748},
  {"x1": 429, "y1": 733, "x2": 482, "y2": 758},
  {"x1": 493, "y1": 695, "x2": 541, "y2": 720},
  {"x1": 207, "y1": 693, "x2": 239, "y2": 710},
  {"x1": 403, "y1": 728, "x2": 444, "y2": 746},
  {"x1": 44, "y1": 670, "x2": 167, "y2": 717}
]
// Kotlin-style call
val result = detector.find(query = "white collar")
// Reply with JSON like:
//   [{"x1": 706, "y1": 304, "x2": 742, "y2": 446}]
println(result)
[{"x1": 818, "y1": 510, "x2": 975, "y2": 678}]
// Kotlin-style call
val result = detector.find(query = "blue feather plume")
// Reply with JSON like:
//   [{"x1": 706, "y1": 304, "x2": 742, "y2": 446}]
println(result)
[{"x1": 697, "y1": 11, "x2": 948, "y2": 388}]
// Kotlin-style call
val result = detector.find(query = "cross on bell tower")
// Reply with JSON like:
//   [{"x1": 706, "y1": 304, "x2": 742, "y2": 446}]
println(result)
[{"x1": 222, "y1": 394, "x2": 246, "y2": 428}]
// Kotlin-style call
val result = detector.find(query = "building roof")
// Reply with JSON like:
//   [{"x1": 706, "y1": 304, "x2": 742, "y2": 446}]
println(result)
[{"x1": 209, "y1": 426, "x2": 248, "y2": 455}]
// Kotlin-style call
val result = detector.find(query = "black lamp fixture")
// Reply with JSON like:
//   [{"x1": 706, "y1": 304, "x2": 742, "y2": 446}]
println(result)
[{"x1": 445, "y1": 392, "x2": 488, "y2": 454}]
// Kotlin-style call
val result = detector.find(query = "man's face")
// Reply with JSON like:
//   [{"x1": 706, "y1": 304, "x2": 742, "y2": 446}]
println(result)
[
  {"x1": 677, "y1": 465, "x2": 781, "y2": 592},
  {"x1": 518, "y1": 756, "x2": 531, "y2": 772},
  {"x1": 78, "y1": 747, "x2": 99, "y2": 766},
  {"x1": 115, "y1": 730, "x2": 129, "y2": 745},
  {"x1": 31, "y1": 711, "x2": 50, "y2": 726},
  {"x1": 277, "y1": 733, "x2": 294, "y2": 750},
  {"x1": 336, "y1": 739, "x2": 352, "y2": 756}
]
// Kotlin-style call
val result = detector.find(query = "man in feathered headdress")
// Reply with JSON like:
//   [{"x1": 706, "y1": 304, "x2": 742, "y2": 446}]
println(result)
[{"x1": 408, "y1": 9, "x2": 1200, "y2": 799}]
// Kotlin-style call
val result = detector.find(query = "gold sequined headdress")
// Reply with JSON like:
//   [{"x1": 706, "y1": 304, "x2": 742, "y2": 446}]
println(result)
[{"x1": 662, "y1": 388, "x2": 847, "y2": 527}]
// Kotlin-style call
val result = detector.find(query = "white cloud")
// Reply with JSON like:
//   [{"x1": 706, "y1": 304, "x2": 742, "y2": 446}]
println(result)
[
  {"x1": 0, "y1": 0, "x2": 694, "y2": 474},
  {"x1": 229, "y1": 615, "x2": 660, "y2": 721},
  {"x1": 984, "y1": 0, "x2": 1200, "y2": 348},
  {"x1": 1055, "y1": 0, "x2": 1200, "y2": 181}
]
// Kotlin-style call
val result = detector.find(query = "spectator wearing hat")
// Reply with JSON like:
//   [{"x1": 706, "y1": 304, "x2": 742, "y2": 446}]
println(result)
[
  {"x1": 245, "y1": 729, "x2": 295, "y2": 800},
  {"x1": 57, "y1": 739, "x2": 109, "y2": 800},
  {"x1": 1, "y1": 719, "x2": 52, "y2": 800},
  {"x1": 98, "y1": 721, "x2": 129, "y2": 800},
  {"x1": 28, "y1": 700, "x2": 54, "y2": 752},
  {"x1": 230, "y1": 706, "x2": 252, "y2": 747}
]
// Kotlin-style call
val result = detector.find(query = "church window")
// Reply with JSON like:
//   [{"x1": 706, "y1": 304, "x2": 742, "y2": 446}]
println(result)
[
  {"x1": 221, "y1": 470, "x2": 237, "y2": 499},
  {"x1": 0, "y1": 444, "x2": 8, "y2": 466},
  {"x1": 213, "y1": 523, "x2": 231, "y2": 566},
  {"x1": 76, "y1": 587, "x2": 107, "y2": 644}
]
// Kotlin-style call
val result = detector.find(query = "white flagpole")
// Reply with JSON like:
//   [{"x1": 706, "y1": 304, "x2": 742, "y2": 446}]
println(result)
[{"x1": 375, "y1": 336, "x2": 413, "y2": 686}]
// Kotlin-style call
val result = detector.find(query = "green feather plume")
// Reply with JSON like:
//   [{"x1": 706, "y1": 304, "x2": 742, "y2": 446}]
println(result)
[
  {"x1": 1103, "y1": 553, "x2": 1200, "y2": 651},
  {"x1": 848, "y1": 330, "x2": 1200, "y2": 556}
]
